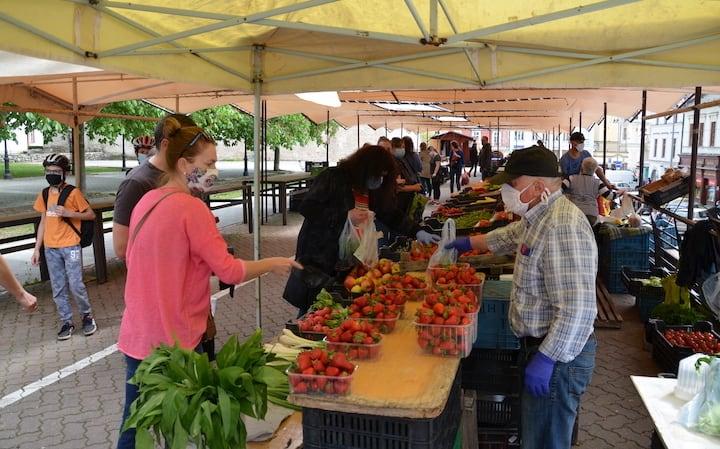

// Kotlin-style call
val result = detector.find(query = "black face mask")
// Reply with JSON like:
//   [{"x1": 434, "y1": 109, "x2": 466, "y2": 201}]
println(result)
[{"x1": 45, "y1": 174, "x2": 63, "y2": 186}]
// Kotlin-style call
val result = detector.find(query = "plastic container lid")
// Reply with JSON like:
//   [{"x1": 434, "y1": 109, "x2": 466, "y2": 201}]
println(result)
[{"x1": 674, "y1": 353, "x2": 710, "y2": 401}]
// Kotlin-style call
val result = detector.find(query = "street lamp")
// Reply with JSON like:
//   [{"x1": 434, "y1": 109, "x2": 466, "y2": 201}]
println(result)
[{"x1": 3, "y1": 139, "x2": 11, "y2": 179}]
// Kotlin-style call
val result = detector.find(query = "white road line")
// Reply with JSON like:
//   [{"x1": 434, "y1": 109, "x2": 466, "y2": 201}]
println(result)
[
  {"x1": 0, "y1": 265, "x2": 292, "y2": 409},
  {"x1": 0, "y1": 343, "x2": 118, "y2": 409}
]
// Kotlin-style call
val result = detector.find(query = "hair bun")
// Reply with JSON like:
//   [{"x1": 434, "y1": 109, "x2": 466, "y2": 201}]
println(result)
[{"x1": 162, "y1": 117, "x2": 183, "y2": 138}]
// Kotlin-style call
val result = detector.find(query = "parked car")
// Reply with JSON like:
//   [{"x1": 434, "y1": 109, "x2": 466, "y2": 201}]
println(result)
[{"x1": 605, "y1": 169, "x2": 637, "y2": 190}]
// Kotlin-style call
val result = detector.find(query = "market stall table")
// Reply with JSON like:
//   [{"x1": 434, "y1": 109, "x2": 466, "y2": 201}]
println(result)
[
  {"x1": 288, "y1": 301, "x2": 459, "y2": 419},
  {"x1": 631, "y1": 375, "x2": 720, "y2": 449},
  {"x1": 244, "y1": 172, "x2": 313, "y2": 226}
]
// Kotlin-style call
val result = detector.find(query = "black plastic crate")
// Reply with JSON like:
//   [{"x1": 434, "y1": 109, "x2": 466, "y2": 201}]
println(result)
[
  {"x1": 650, "y1": 320, "x2": 717, "y2": 374},
  {"x1": 477, "y1": 427, "x2": 521, "y2": 449},
  {"x1": 302, "y1": 372, "x2": 461, "y2": 449},
  {"x1": 621, "y1": 267, "x2": 667, "y2": 322},
  {"x1": 642, "y1": 176, "x2": 690, "y2": 206},
  {"x1": 476, "y1": 394, "x2": 520, "y2": 428},
  {"x1": 461, "y1": 348, "x2": 521, "y2": 395}
]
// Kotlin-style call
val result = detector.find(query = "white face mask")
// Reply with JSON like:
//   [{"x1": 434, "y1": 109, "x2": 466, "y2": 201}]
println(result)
[
  {"x1": 575, "y1": 143, "x2": 585, "y2": 151},
  {"x1": 393, "y1": 148, "x2": 405, "y2": 159},
  {"x1": 186, "y1": 167, "x2": 219, "y2": 195},
  {"x1": 501, "y1": 183, "x2": 535, "y2": 216},
  {"x1": 137, "y1": 154, "x2": 148, "y2": 165}
]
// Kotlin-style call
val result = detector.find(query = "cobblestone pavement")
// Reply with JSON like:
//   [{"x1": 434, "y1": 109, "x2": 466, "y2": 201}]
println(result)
[{"x1": 1, "y1": 206, "x2": 665, "y2": 449}]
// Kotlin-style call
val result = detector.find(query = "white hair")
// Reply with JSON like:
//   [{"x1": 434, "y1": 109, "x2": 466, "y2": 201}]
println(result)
[{"x1": 581, "y1": 157, "x2": 598, "y2": 175}]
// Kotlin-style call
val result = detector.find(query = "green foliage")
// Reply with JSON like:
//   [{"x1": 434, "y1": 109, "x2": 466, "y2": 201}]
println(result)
[
  {"x1": 1, "y1": 103, "x2": 68, "y2": 144},
  {"x1": 124, "y1": 330, "x2": 297, "y2": 449},
  {"x1": 84, "y1": 100, "x2": 164, "y2": 144},
  {"x1": 191, "y1": 105, "x2": 252, "y2": 147}
]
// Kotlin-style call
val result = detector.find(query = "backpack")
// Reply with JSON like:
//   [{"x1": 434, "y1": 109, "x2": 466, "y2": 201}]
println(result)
[{"x1": 42, "y1": 184, "x2": 95, "y2": 248}]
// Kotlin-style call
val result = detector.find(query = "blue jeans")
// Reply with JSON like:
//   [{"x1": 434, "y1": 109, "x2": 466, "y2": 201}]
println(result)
[
  {"x1": 521, "y1": 334, "x2": 597, "y2": 449},
  {"x1": 449, "y1": 166, "x2": 462, "y2": 193},
  {"x1": 118, "y1": 344, "x2": 204, "y2": 449},
  {"x1": 45, "y1": 245, "x2": 92, "y2": 323}
]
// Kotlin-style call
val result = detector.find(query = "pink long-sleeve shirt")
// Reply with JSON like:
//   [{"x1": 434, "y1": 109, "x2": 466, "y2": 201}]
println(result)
[{"x1": 118, "y1": 186, "x2": 246, "y2": 360}]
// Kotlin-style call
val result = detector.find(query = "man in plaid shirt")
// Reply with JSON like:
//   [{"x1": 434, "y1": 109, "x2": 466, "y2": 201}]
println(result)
[{"x1": 447, "y1": 146, "x2": 597, "y2": 449}]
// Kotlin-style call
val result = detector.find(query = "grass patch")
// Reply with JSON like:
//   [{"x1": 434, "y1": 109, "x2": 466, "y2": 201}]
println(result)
[
  {"x1": 210, "y1": 190, "x2": 244, "y2": 201},
  {"x1": 0, "y1": 223, "x2": 35, "y2": 240},
  {"x1": 8, "y1": 163, "x2": 119, "y2": 178}
]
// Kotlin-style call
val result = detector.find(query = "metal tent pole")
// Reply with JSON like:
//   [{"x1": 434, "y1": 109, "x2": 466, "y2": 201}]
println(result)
[
  {"x1": 326, "y1": 110, "x2": 330, "y2": 165},
  {"x1": 357, "y1": 114, "x2": 360, "y2": 147},
  {"x1": 71, "y1": 77, "x2": 85, "y2": 192},
  {"x1": 638, "y1": 90, "x2": 647, "y2": 187},
  {"x1": 603, "y1": 102, "x2": 608, "y2": 169},
  {"x1": 121, "y1": 136, "x2": 126, "y2": 170},
  {"x1": 496, "y1": 117, "x2": 500, "y2": 149},
  {"x1": 688, "y1": 86, "x2": 702, "y2": 219},
  {"x1": 252, "y1": 46, "x2": 263, "y2": 330},
  {"x1": 579, "y1": 111, "x2": 583, "y2": 131},
  {"x1": 3, "y1": 139, "x2": 11, "y2": 179}
]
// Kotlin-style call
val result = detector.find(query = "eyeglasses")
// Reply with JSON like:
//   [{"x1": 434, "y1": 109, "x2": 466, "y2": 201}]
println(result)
[
  {"x1": 45, "y1": 169, "x2": 63, "y2": 175},
  {"x1": 178, "y1": 130, "x2": 215, "y2": 159}
]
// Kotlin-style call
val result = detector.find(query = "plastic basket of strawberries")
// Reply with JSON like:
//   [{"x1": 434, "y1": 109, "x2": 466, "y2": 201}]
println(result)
[
  {"x1": 383, "y1": 273, "x2": 429, "y2": 302},
  {"x1": 424, "y1": 286, "x2": 481, "y2": 339},
  {"x1": 347, "y1": 293, "x2": 403, "y2": 333},
  {"x1": 287, "y1": 348, "x2": 356, "y2": 396},
  {"x1": 325, "y1": 319, "x2": 383, "y2": 360},
  {"x1": 414, "y1": 303, "x2": 474, "y2": 357}
]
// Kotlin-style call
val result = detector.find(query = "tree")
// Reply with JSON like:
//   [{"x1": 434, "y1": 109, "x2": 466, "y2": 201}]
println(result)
[
  {"x1": 84, "y1": 100, "x2": 164, "y2": 144},
  {"x1": 1, "y1": 103, "x2": 68, "y2": 144}
]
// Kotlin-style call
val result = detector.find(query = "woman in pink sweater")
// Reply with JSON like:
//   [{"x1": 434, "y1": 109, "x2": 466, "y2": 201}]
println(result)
[{"x1": 117, "y1": 118, "x2": 300, "y2": 449}]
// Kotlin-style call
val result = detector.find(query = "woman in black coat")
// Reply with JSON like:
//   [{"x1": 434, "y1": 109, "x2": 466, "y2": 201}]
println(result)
[{"x1": 283, "y1": 145, "x2": 438, "y2": 314}]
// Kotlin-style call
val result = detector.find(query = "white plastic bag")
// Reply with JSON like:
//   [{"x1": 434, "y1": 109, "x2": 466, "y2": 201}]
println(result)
[
  {"x1": 703, "y1": 273, "x2": 720, "y2": 317},
  {"x1": 353, "y1": 211, "x2": 382, "y2": 267},
  {"x1": 679, "y1": 357, "x2": 720, "y2": 436},
  {"x1": 610, "y1": 193, "x2": 635, "y2": 219},
  {"x1": 338, "y1": 215, "x2": 362, "y2": 263},
  {"x1": 428, "y1": 218, "x2": 457, "y2": 267}
]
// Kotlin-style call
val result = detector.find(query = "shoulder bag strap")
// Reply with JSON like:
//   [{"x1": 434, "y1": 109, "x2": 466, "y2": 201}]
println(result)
[
  {"x1": 57, "y1": 185, "x2": 83, "y2": 237},
  {"x1": 128, "y1": 191, "x2": 180, "y2": 250}
]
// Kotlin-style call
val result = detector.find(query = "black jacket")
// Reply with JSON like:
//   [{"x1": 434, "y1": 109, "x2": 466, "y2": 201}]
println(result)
[
  {"x1": 283, "y1": 167, "x2": 420, "y2": 311},
  {"x1": 677, "y1": 220, "x2": 718, "y2": 287}
]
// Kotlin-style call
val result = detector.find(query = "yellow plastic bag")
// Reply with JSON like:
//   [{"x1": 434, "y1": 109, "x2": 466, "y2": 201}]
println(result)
[{"x1": 662, "y1": 274, "x2": 691, "y2": 309}]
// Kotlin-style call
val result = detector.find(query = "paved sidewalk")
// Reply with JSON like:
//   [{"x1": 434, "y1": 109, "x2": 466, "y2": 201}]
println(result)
[{"x1": 0, "y1": 183, "x2": 666, "y2": 449}]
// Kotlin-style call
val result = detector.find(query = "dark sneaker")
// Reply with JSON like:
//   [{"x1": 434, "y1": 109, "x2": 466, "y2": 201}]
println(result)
[
  {"x1": 82, "y1": 314, "x2": 97, "y2": 336},
  {"x1": 58, "y1": 322, "x2": 74, "y2": 340}
]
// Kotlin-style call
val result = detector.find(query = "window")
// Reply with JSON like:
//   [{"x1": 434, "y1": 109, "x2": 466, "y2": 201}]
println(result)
[
  {"x1": 623, "y1": 127, "x2": 627, "y2": 140},
  {"x1": 711, "y1": 122, "x2": 717, "y2": 147},
  {"x1": 661, "y1": 139, "x2": 666, "y2": 159},
  {"x1": 653, "y1": 139, "x2": 658, "y2": 157},
  {"x1": 700, "y1": 122, "x2": 705, "y2": 146},
  {"x1": 514, "y1": 131, "x2": 524, "y2": 141},
  {"x1": 672, "y1": 138, "x2": 677, "y2": 157}
]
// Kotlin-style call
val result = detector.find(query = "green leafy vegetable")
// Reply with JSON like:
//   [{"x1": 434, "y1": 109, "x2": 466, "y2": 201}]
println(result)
[
  {"x1": 124, "y1": 330, "x2": 299, "y2": 449},
  {"x1": 650, "y1": 303, "x2": 707, "y2": 326}
]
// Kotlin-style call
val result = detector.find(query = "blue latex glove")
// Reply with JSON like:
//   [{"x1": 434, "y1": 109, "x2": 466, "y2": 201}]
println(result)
[
  {"x1": 443, "y1": 236, "x2": 473, "y2": 253},
  {"x1": 416, "y1": 230, "x2": 441, "y2": 244},
  {"x1": 524, "y1": 352, "x2": 556, "y2": 397}
]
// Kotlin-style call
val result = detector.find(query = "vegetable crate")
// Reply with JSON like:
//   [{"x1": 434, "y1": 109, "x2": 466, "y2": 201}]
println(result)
[
  {"x1": 621, "y1": 267, "x2": 666, "y2": 322},
  {"x1": 477, "y1": 427, "x2": 521, "y2": 449},
  {"x1": 302, "y1": 372, "x2": 461, "y2": 449},
  {"x1": 474, "y1": 281, "x2": 519, "y2": 350},
  {"x1": 650, "y1": 320, "x2": 718, "y2": 374},
  {"x1": 476, "y1": 394, "x2": 520, "y2": 428},
  {"x1": 461, "y1": 349, "x2": 521, "y2": 396},
  {"x1": 598, "y1": 232, "x2": 651, "y2": 293}
]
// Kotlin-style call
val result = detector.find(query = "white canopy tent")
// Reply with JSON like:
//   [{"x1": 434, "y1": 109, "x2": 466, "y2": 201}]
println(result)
[{"x1": 2, "y1": 0, "x2": 719, "y2": 326}]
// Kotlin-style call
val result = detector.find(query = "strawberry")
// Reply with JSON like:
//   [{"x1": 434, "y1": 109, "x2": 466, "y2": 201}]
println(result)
[
  {"x1": 308, "y1": 348, "x2": 322, "y2": 360},
  {"x1": 297, "y1": 353, "x2": 312, "y2": 371},
  {"x1": 433, "y1": 303, "x2": 445, "y2": 315},
  {"x1": 326, "y1": 366, "x2": 340, "y2": 377},
  {"x1": 293, "y1": 381, "x2": 308, "y2": 393}
]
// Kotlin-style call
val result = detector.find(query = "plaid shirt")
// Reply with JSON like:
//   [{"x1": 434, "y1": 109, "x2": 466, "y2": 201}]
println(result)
[{"x1": 486, "y1": 190, "x2": 598, "y2": 362}]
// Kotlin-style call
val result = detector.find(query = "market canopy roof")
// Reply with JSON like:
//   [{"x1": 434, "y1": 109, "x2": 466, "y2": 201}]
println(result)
[{"x1": 0, "y1": 0, "x2": 718, "y2": 97}]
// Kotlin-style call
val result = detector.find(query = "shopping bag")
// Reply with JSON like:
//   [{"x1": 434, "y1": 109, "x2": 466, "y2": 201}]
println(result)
[
  {"x1": 610, "y1": 193, "x2": 635, "y2": 219},
  {"x1": 407, "y1": 193, "x2": 429, "y2": 223},
  {"x1": 353, "y1": 211, "x2": 382, "y2": 267},
  {"x1": 338, "y1": 215, "x2": 362, "y2": 264},
  {"x1": 428, "y1": 218, "x2": 457, "y2": 267},
  {"x1": 703, "y1": 273, "x2": 720, "y2": 317},
  {"x1": 461, "y1": 170, "x2": 470, "y2": 186},
  {"x1": 680, "y1": 357, "x2": 720, "y2": 436}
]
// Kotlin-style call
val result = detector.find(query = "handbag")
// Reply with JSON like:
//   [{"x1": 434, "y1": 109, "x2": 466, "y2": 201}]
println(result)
[{"x1": 128, "y1": 191, "x2": 217, "y2": 344}]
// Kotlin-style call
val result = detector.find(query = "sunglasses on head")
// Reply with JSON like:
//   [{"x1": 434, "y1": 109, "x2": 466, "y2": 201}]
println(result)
[{"x1": 178, "y1": 129, "x2": 215, "y2": 159}]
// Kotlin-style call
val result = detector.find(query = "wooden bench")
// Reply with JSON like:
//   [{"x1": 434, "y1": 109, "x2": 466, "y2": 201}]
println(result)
[{"x1": 595, "y1": 279, "x2": 623, "y2": 328}]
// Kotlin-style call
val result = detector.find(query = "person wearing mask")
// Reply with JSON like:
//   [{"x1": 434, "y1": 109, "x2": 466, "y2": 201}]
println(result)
[
  {"x1": 113, "y1": 114, "x2": 197, "y2": 261},
  {"x1": 563, "y1": 157, "x2": 625, "y2": 225},
  {"x1": 560, "y1": 132, "x2": 614, "y2": 189},
  {"x1": 391, "y1": 137, "x2": 423, "y2": 198},
  {"x1": 283, "y1": 145, "x2": 439, "y2": 314},
  {"x1": 429, "y1": 145, "x2": 443, "y2": 203},
  {"x1": 0, "y1": 253, "x2": 38, "y2": 312},
  {"x1": 445, "y1": 146, "x2": 597, "y2": 449},
  {"x1": 403, "y1": 136, "x2": 422, "y2": 175},
  {"x1": 117, "y1": 119, "x2": 300, "y2": 449},
  {"x1": 479, "y1": 136, "x2": 493, "y2": 180},
  {"x1": 419, "y1": 142, "x2": 433, "y2": 196},
  {"x1": 31, "y1": 154, "x2": 97, "y2": 340},
  {"x1": 448, "y1": 140, "x2": 464, "y2": 193},
  {"x1": 377, "y1": 136, "x2": 392, "y2": 151},
  {"x1": 131, "y1": 135, "x2": 155, "y2": 165},
  {"x1": 468, "y1": 141, "x2": 479, "y2": 177}
]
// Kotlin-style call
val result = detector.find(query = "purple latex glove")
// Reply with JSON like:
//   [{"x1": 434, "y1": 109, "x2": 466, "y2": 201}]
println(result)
[
  {"x1": 525, "y1": 352, "x2": 556, "y2": 397},
  {"x1": 444, "y1": 236, "x2": 473, "y2": 253}
]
